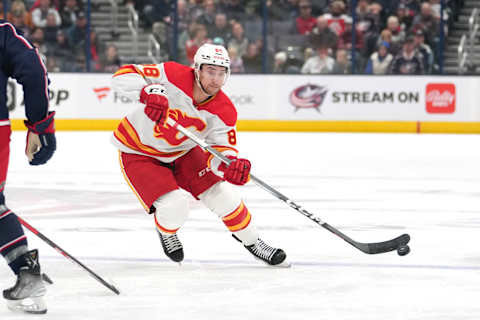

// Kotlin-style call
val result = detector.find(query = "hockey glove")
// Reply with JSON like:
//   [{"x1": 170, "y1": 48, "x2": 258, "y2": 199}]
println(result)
[
  {"x1": 140, "y1": 84, "x2": 170, "y2": 125},
  {"x1": 218, "y1": 156, "x2": 251, "y2": 186},
  {"x1": 25, "y1": 111, "x2": 56, "y2": 166}
]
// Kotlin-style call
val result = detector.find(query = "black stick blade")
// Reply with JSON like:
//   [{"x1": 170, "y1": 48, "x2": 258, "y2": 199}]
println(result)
[{"x1": 360, "y1": 234, "x2": 411, "y2": 254}]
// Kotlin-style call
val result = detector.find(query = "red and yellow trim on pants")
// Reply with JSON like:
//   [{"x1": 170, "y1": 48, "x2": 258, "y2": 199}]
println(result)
[
  {"x1": 117, "y1": 151, "x2": 150, "y2": 212},
  {"x1": 222, "y1": 201, "x2": 251, "y2": 232},
  {"x1": 154, "y1": 214, "x2": 179, "y2": 235}
]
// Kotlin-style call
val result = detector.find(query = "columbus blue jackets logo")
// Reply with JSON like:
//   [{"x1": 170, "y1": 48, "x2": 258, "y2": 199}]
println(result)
[{"x1": 289, "y1": 84, "x2": 328, "y2": 112}]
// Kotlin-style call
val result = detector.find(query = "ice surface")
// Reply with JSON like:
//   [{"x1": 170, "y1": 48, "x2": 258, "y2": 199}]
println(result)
[{"x1": 1, "y1": 131, "x2": 479, "y2": 319}]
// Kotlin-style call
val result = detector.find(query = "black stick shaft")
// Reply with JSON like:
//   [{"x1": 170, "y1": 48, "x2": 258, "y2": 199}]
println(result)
[
  {"x1": 167, "y1": 118, "x2": 409, "y2": 254},
  {"x1": 18, "y1": 216, "x2": 120, "y2": 295}
]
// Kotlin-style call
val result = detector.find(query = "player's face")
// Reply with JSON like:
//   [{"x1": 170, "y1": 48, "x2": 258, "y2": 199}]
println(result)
[{"x1": 199, "y1": 64, "x2": 227, "y2": 95}]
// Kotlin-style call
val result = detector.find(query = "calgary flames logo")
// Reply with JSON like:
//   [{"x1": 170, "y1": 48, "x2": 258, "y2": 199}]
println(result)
[{"x1": 153, "y1": 109, "x2": 206, "y2": 145}]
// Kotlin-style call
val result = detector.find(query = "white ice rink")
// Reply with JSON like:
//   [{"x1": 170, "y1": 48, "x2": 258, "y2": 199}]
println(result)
[{"x1": 1, "y1": 130, "x2": 479, "y2": 319}]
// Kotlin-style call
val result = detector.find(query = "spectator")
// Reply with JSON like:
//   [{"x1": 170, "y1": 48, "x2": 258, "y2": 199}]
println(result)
[
  {"x1": 413, "y1": 29, "x2": 434, "y2": 73},
  {"x1": 337, "y1": 16, "x2": 364, "y2": 52},
  {"x1": 31, "y1": 0, "x2": 61, "y2": 28},
  {"x1": 332, "y1": 48, "x2": 350, "y2": 74},
  {"x1": 152, "y1": 21, "x2": 170, "y2": 61},
  {"x1": 365, "y1": 41, "x2": 393, "y2": 74},
  {"x1": 50, "y1": 30, "x2": 74, "y2": 71},
  {"x1": 29, "y1": 0, "x2": 61, "y2": 11},
  {"x1": 227, "y1": 22, "x2": 248, "y2": 58},
  {"x1": 360, "y1": 2, "x2": 384, "y2": 58},
  {"x1": 7, "y1": 0, "x2": 34, "y2": 36},
  {"x1": 7, "y1": 0, "x2": 34, "y2": 31},
  {"x1": 389, "y1": 36, "x2": 424, "y2": 75},
  {"x1": 196, "y1": 0, "x2": 216, "y2": 35},
  {"x1": 228, "y1": 46, "x2": 245, "y2": 74},
  {"x1": 356, "y1": 0, "x2": 370, "y2": 21},
  {"x1": 309, "y1": 16, "x2": 338, "y2": 51},
  {"x1": 242, "y1": 42, "x2": 263, "y2": 73},
  {"x1": 395, "y1": 3, "x2": 415, "y2": 31},
  {"x1": 98, "y1": 44, "x2": 122, "y2": 73},
  {"x1": 411, "y1": 2, "x2": 439, "y2": 46},
  {"x1": 59, "y1": 0, "x2": 81, "y2": 29},
  {"x1": 178, "y1": 21, "x2": 198, "y2": 65},
  {"x1": 185, "y1": 23, "x2": 211, "y2": 65},
  {"x1": 176, "y1": 0, "x2": 192, "y2": 35},
  {"x1": 301, "y1": 44, "x2": 335, "y2": 74},
  {"x1": 209, "y1": 12, "x2": 231, "y2": 44},
  {"x1": 323, "y1": 0, "x2": 349, "y2": 36},
  {"x1": 71, "y1": 52, "x2": 87, "y2": 72},
  {"x1": 30, "y1": 27, "x2": 48, "y2": 57},
  {"x1": 89, "y1": 29, "x2": 104, "y2": 71},
  {"x1": 187, "y1": 0, "x2": 204, "y2": 21},
  {"x1": 387, "y1": 15, "x2": 405, "y2": 46},
  {"x1": 43, "y1": 12, "x2": 60, "y2": 45},
  {"x1": 46, "y1": 55, "x2": 60, "y2": 72},
  {"x1": 272, "y1": 51, "x2": 288, "y2": 73},
  {"x1": 66, "y1": 11, "x2": 87, "y2": 50},
  {"x1": 295, "y1": 0, "x2": 316, "y2": 35}
]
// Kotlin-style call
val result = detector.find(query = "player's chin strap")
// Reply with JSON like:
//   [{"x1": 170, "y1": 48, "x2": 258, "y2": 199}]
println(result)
[
  {"x1": 164, "y1": 116, "x2": 411, "y2": 256},
  {"x1": 194, "y1": 69, "x2": 212, "y2": 97}
]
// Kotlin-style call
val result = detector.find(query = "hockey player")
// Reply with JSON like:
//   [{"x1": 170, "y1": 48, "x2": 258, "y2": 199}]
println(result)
[
  {"x1": 0, "y1": 21, "x2": 56, "y2": 314},
  {"x1": 112, "y1": 43, "x2": 287, "y2": 266}
]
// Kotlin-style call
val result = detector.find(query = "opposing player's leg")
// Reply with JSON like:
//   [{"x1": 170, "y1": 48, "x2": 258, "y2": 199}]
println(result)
[
  {"x1": 118, "y1": 152, "x2": 187, "y2": 263},
  {"x1": 199, "y1": 182, "x2": 288, "y2": 266},
  {"x1": 0, "y1": 126, "x2": 48, "y2": 313}
]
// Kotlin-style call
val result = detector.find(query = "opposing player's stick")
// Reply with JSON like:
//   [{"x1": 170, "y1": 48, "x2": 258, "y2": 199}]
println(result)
[
  {"x1": 18, "y1": 216, "x2": 121, "y2": 295},
  {"x1": 165, "y1": 117, "x2": 410, "y2": 255}
]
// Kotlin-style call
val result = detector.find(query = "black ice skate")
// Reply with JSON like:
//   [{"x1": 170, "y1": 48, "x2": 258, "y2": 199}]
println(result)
[
  {"x1": 157, "y1": 231, "x2": 184, "y2": 263},
  {"x1": 3, "y1": 249, "x2": 49, "y2": 314},
  {"x1": 233, "y1": 235, "x2": 289, "y2": 267}
]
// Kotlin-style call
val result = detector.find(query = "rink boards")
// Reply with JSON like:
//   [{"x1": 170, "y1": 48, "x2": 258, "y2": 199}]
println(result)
[{"x1": 7, "y1": 73, "x2": 480, "y2": 133}]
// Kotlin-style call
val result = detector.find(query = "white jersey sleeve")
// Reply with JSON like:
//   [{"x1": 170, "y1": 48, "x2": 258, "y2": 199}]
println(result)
[{"x1": 111, "y1": 64, "x2": 167, "y2": 101}]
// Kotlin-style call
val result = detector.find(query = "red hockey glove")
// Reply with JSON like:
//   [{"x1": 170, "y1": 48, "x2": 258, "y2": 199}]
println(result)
[
  {"x1": 24, "y1": 111, "x2": 56, "y2": 165},
  {"x1": 218, "y1": 156, "x2": 251, "y2": 185},
  {"x1": 139, "y1": 84, "x2": 170, "y2": 125}
]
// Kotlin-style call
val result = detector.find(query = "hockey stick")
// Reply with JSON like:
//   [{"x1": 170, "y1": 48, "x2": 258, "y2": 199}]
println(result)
[
  {"x1": 165, "y1": 117, "x2": 410, "y2": 255},
  {"x1": 17, "y1": 216, "x2": 121, "y2": 295},
  {"x1": 135, "y1": 69, "x2": 410, "y2": 254}
]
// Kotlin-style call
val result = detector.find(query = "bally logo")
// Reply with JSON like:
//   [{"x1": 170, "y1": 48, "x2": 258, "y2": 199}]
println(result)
[
  {"x1": 425, "y1": 83, "x2": 455, "y2": 114},
  {"x1": 93, "y1": 87, "x2": 111, "y2": 101}
]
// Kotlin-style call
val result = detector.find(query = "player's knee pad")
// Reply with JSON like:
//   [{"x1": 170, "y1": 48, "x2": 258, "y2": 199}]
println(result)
[
  {"x1": 198, "y1": 182, "x2": 241, "y2": 218},
  {"x1": 152, "y1": 190, "x2": 189, "y2": 234}
]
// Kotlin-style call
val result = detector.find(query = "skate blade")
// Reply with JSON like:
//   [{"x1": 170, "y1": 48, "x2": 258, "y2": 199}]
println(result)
[
  {"x1": 254, "y1": 257, "x2": 292, "y2": 268},
  {"x1": 6, "y1": 297, "x2": 47, "y2": 314},
  {"x1": 271, "y1": 260, "x2": 292, "y2": 268}
]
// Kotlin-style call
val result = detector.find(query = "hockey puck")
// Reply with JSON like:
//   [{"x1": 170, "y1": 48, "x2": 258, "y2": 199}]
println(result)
[{"x1": 397, "y1": 245, "x2": 410, "y2": 256}]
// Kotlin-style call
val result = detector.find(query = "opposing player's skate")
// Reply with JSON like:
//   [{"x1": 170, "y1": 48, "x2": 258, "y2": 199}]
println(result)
[
  {"x1": 233, "y1": 235, "x2": 289, "y2": 267},
  {"x1": 157, "y1": 231, "x2": 184, "y2": 262},
  {"x1": 3, "y1": 249, "x2": 48, "y2": 314}
]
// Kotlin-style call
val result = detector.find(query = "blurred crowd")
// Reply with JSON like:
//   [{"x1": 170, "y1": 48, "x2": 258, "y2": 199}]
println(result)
[
  {"x1": 129, "y1": 0, "x2": 463, "y2": 75},
  {"x1": 0, "y1": 0, "x2": 121, "y2": 72},
  {"x1": 1, "y1": 0, "x2": 464, "y2": 74}
]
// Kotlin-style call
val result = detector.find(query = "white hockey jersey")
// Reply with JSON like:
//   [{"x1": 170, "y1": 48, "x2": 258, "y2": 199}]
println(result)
[{"x1": 111, "y1": 62, "x2": 239, "y2": 163}]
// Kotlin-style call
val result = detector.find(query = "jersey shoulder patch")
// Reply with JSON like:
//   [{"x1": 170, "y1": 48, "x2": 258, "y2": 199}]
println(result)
[
  {"x1": 197, "y1": 91, "x2": 237, "y2": 127},
  {"x1": 163, "y1": 62, "x2": 195, "y2": 97}
]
